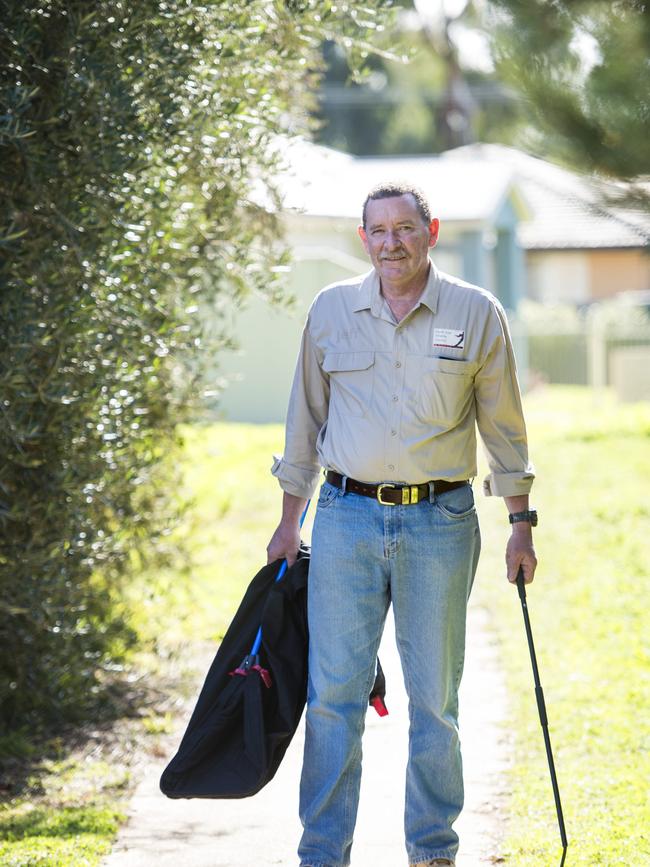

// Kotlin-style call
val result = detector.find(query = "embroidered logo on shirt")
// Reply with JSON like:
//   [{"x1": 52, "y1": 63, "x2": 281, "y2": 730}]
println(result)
[{"x1": 433, "y1": 328, "x2": 465, "y2": 349}]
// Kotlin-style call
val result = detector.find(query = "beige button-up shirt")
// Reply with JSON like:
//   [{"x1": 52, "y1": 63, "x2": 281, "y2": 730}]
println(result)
[{"x1": 272, "y1": 260, "x2": 534, "y2": 500}]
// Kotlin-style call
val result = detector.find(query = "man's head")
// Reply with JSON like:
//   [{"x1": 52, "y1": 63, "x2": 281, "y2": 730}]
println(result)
[
  {"x1": 358, "y1": 183, "x2": 439, "y2": 292},
  {"x1": 361, "y1": 183, "x2": 432, "y2": 230}
]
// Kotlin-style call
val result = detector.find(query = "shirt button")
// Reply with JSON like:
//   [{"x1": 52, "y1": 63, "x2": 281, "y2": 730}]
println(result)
[
  {"x1": 392, "y1": 395, "x2": 399, "y2": 402},
  {"x1": 388, "y1": 464, "x2": 395, "y2": 471},
  {"x1": 395, "y1": 361, "x2": 402, "y2": 368},
  {"x1": 391, "y1": 429, "x2": 397, "y2": 436}
]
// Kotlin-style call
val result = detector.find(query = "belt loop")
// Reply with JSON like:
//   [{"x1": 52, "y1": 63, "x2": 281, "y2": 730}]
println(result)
[
  {"x1": 341, "y1": 474, "x2": 348, "y2": 494},
  {"x1": 428, "y1": 480, "x2": 435, "y2": 503}
]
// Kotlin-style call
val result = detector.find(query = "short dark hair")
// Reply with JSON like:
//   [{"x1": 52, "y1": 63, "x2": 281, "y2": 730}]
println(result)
[{"x1": 362, "y1": 183, "x2": 432, "y2": 228}]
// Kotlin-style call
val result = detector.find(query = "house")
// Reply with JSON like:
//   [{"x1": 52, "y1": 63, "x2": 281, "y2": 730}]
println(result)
[
  {"x1": 444, "y1": 143, "x2": 650, "y2": 305},
  {"x1": 213, "y1": 140, "x2": 649, "y2": 422}
]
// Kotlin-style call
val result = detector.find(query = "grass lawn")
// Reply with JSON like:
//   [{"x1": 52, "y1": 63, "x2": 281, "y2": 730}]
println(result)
[
  {"x1": 135, "y1": 420, "x2": 291, "y2": 644},
  {"x1": 144, "y1": 384, "x2": 649, "y2": 866},
  {"x1": 1, "y1": 385, "x2": 647, "y2": 865},
  {"x1": 0, "y1": 744, "x2": 127, "y2": 867},
  {"x1": 472, "y1": 386, "x2": 650, "y2": 865}
]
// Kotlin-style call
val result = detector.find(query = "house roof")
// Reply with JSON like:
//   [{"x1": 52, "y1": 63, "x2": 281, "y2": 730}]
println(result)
[
  {"x1": 276, "y1": 137, "x2": 526, "y2": 227},
  {"x1": 441, "y1": 143, "x2": 650, "y2": 250},
  {"x1": 274, "y1": 138, "x2": 650, "y2": 251}
]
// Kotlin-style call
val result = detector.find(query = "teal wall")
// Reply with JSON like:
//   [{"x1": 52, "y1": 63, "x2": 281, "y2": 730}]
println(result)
[
  {"x1": 460, "y1": 231, "x2": 487, "y2": 288},
  {"x1": 213, "y1": 257, "x2": 353, "y2": 423}
]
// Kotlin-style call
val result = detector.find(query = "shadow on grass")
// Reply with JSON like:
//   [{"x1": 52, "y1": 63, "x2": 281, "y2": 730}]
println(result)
[{"x1": 0, "y1": 642, "x2": 197, "y2": 805}]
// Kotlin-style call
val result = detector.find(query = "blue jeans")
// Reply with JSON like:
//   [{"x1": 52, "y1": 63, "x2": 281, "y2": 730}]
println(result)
[{"x1": 298, "y1": 480, "x2": 481, "y2": 867}]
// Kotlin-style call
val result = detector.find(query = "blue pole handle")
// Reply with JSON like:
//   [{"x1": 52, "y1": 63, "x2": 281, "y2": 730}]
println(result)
[
  {"x1": 250, "y1": 500, "x2": 310, "y2": 657},
  {"x1": 273, "y1": 559, "x2": 288, "y2": 583}
]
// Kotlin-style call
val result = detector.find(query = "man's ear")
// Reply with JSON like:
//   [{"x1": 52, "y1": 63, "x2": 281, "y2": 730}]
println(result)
[
  {"x1": 428, "y1": 218, "x2": 440, "y2": 248},
  {"x1": 358, "y1": 224, "x2": 369, "y2": 252}
]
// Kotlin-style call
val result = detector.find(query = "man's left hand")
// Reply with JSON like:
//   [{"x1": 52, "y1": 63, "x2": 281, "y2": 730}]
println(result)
[{"x1": 506, "y1": 526, "x2": 537, "y2": 585}]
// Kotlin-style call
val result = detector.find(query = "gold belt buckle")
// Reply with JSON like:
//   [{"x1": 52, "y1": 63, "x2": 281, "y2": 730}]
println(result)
[
  {"x1": 377, "y1": 484, "x2": 420, "y2": 505},
  {"x1": 377, "y1": 483, "x2": 396, "y2": 505}
]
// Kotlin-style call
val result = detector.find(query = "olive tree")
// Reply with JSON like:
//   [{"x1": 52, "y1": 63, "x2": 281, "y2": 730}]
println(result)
[
  {"x1": 0, "y1": 0, "x2": 390, "y2": 728},
  {"x1": 489, "y1": 0, "x2": 650, "y2": 205}
]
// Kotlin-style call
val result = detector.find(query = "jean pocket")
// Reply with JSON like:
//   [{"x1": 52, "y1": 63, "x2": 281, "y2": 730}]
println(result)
[
  {"x1": 317, "y1": 481, "x2": 340, "y2": 510},
  {"x1": 435, "y1": 484, "x2": 476, "y2": 520}
]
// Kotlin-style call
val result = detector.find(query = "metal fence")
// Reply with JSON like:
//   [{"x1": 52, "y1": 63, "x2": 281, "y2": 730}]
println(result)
[{"x1": 511, "y1": 307, "x2": 650, "y2": 401}]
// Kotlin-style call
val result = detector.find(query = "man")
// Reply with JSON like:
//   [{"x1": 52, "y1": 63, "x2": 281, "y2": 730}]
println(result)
[{"x1": 267, "y1": 183, "x2": 537, "y2": 867}]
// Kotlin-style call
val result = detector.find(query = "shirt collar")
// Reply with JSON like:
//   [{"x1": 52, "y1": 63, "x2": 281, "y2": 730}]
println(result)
[{"x1": 353, "y1": 258, "x2": 440, "y2": 316}]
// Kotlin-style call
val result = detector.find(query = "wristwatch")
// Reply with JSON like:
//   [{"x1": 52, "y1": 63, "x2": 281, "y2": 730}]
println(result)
[{"x1": 509, "y1": 509, "x2": 538, "y2": 527}]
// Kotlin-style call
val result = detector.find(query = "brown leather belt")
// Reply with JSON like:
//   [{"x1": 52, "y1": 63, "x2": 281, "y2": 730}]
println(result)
[{"x1": 325, "y1": 471, "x2": 467, "y2": 506}]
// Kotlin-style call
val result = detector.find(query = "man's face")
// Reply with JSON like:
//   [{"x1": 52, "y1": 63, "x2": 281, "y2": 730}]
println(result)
[{"x1": 358, "y1": 194, "x2": 439, "y2": 290}]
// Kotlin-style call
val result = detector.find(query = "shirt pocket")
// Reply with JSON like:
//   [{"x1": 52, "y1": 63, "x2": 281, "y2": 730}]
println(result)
[
  {"x1": 323, "y1": 351, "x2": 375, "y2": 418},
  {"x1": 416, "y1": 357, "x2": 476, "y2": 426}
]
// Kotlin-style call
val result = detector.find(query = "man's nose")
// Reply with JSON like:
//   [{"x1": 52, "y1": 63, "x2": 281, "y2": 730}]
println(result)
[{"x1": 384, "y1": 231, "x2": 401, "y2": 247}]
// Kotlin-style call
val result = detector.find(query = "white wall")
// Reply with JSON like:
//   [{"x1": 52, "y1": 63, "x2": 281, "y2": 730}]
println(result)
[{"x1": 527, "y1": 250, "x2": 591, "y2": 304}]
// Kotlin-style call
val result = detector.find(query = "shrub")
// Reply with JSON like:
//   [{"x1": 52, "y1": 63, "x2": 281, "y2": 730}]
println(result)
[{"x1": 0, "y1": 0, "x2": 390, "y2": 730}]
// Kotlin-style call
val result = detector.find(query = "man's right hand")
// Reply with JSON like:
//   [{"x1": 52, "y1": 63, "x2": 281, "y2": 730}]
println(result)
[
  {"x1": 266, "y1": 520, "x2": 301, "y2": 567},
  {"x1": 266, "y1": 492, "x2": 308, "y2": 567}
]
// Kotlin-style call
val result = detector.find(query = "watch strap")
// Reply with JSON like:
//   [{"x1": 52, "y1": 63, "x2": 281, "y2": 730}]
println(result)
[{"x1": 509, "y1": 509, "x2": 538, "y2": 527}]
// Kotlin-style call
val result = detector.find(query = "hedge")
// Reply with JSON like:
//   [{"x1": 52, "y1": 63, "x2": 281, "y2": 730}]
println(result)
[{"x1": 0, "y1": 0, "x2": 390, "y2": 730}]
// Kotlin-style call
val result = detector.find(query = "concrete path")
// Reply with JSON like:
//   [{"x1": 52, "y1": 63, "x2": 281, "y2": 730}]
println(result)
[{"x1": 103, "y1": 602, "x2": 510, "y2": 867}]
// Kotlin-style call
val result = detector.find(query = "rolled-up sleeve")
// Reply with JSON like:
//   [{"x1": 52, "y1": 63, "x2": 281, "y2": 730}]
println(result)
[
  {"x1": 271, "y1": 313, "x2": 329, "y2": 499},
  {"x1": 475, "y1": 301, "x2": 535, "y2": 497}
]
